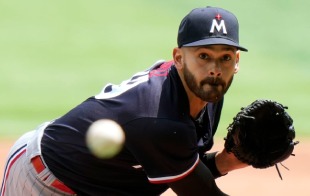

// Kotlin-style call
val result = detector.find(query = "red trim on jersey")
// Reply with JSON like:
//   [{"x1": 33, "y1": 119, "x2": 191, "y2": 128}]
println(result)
[
  {"x1": 1, "y1": 147, "x2": 26, "y2": 196},
  {"x1": 148, "y1": 155, "x2": 200, "y2": 184},
  {"x1": 149, "y1": 60, "x2": 174, "y2": 78}
]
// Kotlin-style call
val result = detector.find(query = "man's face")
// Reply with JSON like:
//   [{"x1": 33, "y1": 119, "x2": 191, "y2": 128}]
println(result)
[{"x1": 177, "y1": 45, "x2": 240, "y2": 102}]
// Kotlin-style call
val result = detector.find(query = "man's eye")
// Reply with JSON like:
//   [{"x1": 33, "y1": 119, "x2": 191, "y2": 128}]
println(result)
[
  {"x1": 199, "y1": 54, "x2": 209, "y2": 60},
  {"x1": 222, "y1": 55, "x2": 231, "y2": 61}
]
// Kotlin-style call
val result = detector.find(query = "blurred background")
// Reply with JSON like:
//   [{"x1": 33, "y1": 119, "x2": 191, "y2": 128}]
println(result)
[{"x1": 0, "y1": 0, "x2": 309, "y2": 139}]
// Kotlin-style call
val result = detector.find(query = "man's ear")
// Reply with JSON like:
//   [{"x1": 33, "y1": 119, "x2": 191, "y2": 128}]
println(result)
[
  {"x1": 234, "y1": 63, "x2": 239, "y2": 73},
  {"x1": 173, "y1": 47, "x2": 183, "y2": 69},
  {"x1": 234, "y1": 51, "x2": 240, "y2": 73}
]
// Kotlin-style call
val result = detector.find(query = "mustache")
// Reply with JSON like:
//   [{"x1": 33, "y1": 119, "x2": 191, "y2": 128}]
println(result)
[{"x1": 200, "y1": 77, "x2": 225, "y2": 86}]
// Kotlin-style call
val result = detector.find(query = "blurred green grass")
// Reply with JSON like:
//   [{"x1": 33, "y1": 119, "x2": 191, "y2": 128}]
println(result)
[{"x1": 0, "y1": 0, "x2": 309, "y2": 139}]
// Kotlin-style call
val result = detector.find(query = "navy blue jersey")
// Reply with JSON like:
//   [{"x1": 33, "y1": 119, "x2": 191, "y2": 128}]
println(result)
[{"x1": 41, "y1": 60, "x2": 223, "y2": 195}]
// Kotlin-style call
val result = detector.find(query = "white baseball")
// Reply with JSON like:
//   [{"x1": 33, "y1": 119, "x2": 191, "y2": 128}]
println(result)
[{"x1": 86, "y1": 119, "x2": 125, "y2": 159}]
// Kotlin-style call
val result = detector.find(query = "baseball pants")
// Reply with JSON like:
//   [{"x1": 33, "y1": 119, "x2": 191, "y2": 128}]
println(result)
[{"x1": 0, "y1": 122, "x2": 76, "y2": 196}]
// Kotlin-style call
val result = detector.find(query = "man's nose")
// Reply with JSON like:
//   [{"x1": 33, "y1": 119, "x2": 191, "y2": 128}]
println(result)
[{"x1": 208, "y1": 63, "x2": 222, "y2": 77}]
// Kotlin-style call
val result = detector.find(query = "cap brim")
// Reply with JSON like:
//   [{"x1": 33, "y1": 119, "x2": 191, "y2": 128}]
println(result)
[{"x1": 182, "y1": 38, "x2": 248, "y2": 52}]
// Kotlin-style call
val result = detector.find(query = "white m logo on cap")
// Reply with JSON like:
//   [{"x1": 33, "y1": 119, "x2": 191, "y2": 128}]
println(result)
[{"x1": 210, "y1": 19, "x2": 227, "y2": 34}]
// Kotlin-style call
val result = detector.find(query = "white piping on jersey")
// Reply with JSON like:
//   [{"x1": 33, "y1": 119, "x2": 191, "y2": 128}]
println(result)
[
  {"x1": 95, "y1": 60, "x2": 166, "y2": 100},
  {"x1": 132, "y1": 165, "x2": 142, "y2": 169},
  {"x1": 148, "y1": 154, "x2": 200, "y2": 184}
]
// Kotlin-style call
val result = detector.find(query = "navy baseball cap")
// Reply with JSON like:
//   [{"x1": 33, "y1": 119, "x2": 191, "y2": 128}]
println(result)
[{"x1": 177, "y1": 6, "x2": 248, "y2": 51}]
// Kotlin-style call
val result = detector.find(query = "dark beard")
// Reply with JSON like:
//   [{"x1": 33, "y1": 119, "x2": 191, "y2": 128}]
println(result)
[{"x1": 183, "y1": 63, "x2": 233, "y2": 102}]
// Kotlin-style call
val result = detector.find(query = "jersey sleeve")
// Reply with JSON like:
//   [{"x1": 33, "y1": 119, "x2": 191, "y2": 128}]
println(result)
[{"x1": 124, "y1": 118, "x2": 199, "y2": 184}]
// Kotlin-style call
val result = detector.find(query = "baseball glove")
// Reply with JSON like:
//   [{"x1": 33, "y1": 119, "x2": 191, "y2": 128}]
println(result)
[{"x1": 224, "y1": 99, "x2": 298, "y2": 179}]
